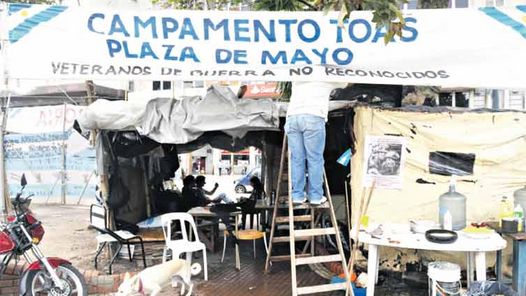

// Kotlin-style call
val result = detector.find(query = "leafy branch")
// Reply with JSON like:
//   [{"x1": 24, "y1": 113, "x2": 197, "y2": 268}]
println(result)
[{"x1": 317, "y1": 0, "x2": 408, "y2": 44}]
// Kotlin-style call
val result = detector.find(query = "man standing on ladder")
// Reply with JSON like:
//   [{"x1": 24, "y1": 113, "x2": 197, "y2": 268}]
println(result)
[{"x1": 285, "y1": 81, "x2": 349, "y2": 205}]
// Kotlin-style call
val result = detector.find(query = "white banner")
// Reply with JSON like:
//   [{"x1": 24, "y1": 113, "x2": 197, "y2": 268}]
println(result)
[
  {"x1": 2, "y1": 4, "x2": 526, "y2": 88},
  {"x1": 6, "y1": 104, "x2": 85, "y2": 134}
]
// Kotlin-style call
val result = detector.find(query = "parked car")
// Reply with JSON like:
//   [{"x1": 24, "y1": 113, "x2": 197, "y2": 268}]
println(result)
[{"x1": 234, "y1": 167, "x2": 261, "y2": 193}]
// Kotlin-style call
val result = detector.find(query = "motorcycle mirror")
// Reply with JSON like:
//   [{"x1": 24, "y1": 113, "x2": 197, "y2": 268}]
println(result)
[{"x1": 20, "y1": 174, "x2": 27, "y2": 187}]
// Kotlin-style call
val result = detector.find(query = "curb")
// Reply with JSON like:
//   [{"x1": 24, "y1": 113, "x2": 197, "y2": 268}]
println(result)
[{"x1": 1, "y1": 261, "x2": 135, "y2": 295}]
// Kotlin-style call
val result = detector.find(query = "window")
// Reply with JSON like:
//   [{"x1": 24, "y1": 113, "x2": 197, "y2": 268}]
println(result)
[
  {"x1": 152, "y1": 81, "x2": 172, "y2": 90},
  {"x1": 182, "y1": 81, "x2": 205, "y2": 88},
  {"x1": 438, "y1": 92, "x2": 469, "y2": 108}
]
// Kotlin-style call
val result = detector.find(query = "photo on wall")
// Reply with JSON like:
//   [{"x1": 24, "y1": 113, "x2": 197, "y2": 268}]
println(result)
[{"x1": 362, "y1": 135, "x2": 406, "y2": 189}]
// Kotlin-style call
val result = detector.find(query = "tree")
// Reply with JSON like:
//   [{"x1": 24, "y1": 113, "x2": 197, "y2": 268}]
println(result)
[
  {"x1": 5, "y1": 0, "x2": 56, "y2": 3},
  {"x1": 152, "y1": 0, "x2": 244, "y2": 10}
]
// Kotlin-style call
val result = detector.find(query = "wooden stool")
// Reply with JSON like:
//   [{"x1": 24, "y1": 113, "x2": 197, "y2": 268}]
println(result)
[{"x1": 221, "y1": 229, "x2": 268, "y2": 264}]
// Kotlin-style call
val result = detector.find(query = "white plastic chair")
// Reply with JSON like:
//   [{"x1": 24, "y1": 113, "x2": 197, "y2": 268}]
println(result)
[{"x1": 161, "y1": 213, "x2": 208, "y2": 281}]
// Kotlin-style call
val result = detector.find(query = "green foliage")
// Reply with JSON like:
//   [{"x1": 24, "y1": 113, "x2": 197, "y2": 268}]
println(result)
[
  {"x1": 253, "y1": 0, "x2": 304, "y2": 11},
  {"x1": 418, "y1": 0, "x2": 448, "y2": 8},
  {"x1": 276, "y1": 81, "x2": 292, "y2": 101},
  {"x1": 319, "y1": 0, "x2": 407, "y2": 44},
  {"x1": 5, "y1": 0, "x2": 55, "y2": 3},
  {"x1": 151, "y1": 0, "x2": 243, "y2": 9}
]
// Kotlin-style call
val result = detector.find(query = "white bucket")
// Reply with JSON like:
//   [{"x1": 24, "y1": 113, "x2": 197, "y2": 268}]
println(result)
[{"x1": 428, "y1": 261, "x2": 461, "y2": 296}]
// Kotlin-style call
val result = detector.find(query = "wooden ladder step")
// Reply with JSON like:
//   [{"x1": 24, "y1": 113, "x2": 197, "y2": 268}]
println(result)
[
  {"x1": 295, "y1": 254, "x2": 342, "y2": 266},
  {"x1": 294, "y1": 228, "x2": 336, "y2": 237},
  {"x1": 273, "y1": 236, "x2": 312, "y2": 243},
  {"x1": 297, "y1": 282, "x2": 347, "y2": 295},
  {"x1": 269, "y1": 253, "x2": 311, "y2": 262},
  {"x1": 275, "y1": 215, "x2": 312, "y2": 223}
]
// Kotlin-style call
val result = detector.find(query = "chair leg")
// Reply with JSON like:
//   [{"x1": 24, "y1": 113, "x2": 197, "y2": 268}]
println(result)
[
  {"x1": 127, "y1": 244, "x2": 132, "y2": 262},
  {"x1": 263, "y1": 234, "x2": 269, "y2": 255},
  {"x1": 202, "y1": 249, "x2": 208, "y2": 281},
  {"x1": 94, "y1": 242, "x2": 106, "y2": 269},
  {"x1": 162, "y1": 246, "x2": 168, "y2": 263},
  {"x1": 108, "y1": 244, "x2": 123, "y2": 275},
  {"x1": 139, "y1": 240, "x2": 147, "y2": 268},
  {"x1": 241, "y1": 214, "x2": 247, "y2": 230},
  {"x1": 221, "y1": 235, "x2": 227, "y2": 263},
  {"x1": 253, "y1": 239, "x2": 256, "y2": 259}
]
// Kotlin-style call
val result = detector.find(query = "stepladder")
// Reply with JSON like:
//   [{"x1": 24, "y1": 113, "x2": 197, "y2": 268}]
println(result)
[{"x1": 264, "y1": 133, "x2": 353, "y2": 296}]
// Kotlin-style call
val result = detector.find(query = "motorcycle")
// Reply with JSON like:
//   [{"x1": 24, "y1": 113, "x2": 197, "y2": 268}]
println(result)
[{"x1": 0, "y1": 174, "x2": 87, "y2": 295}]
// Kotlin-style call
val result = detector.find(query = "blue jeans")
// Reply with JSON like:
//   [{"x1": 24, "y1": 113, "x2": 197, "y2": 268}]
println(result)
[{"x1": 284, "y1": 114, "x2": 326, "y2": 203}]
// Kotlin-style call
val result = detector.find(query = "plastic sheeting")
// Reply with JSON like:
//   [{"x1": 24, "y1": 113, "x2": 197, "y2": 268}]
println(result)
[
  {"x1": 78, "y1": 98, "x2": 149, "y2": 131},
  {"x1": 77, "y1": 85, "x2": 280, "y2": 144},
  {"x1": 466, "y1": 281, "x2": 517, "y2": 296},
  {"x1": 351, "y1": 106, "x2": 526, "y2": 225}
]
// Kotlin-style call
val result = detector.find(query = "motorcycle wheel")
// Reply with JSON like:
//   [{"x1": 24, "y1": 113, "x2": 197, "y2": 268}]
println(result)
[{"x1": 24, "y1": 264, "x2": 88, "y2": 296}]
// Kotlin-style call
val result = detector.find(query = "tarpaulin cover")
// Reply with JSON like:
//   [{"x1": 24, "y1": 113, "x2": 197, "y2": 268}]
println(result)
[
  {"x1": 78, "y1": 85, "x2": 280, "y2": 144},
  {"x1": 466, "y1": 281, "x2": 517, "y2": 296},
  {"x1": 351, "y1": 106, "x2": 526, "y2": 225}
]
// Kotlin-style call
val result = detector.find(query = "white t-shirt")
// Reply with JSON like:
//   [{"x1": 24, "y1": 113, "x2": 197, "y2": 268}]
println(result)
[{"x1": 286, "y1": 81, "x2": 348, "y2": 120}]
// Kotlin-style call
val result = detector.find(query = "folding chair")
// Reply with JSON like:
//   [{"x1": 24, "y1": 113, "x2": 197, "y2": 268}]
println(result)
[{"x1": 90, "y1": 204, "x2": 147, "y2": 274}]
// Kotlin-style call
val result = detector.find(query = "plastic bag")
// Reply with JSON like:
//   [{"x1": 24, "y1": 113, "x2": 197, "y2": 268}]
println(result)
[{"x1": 466, "y1": 281, "x2": 517, "y2": 296}]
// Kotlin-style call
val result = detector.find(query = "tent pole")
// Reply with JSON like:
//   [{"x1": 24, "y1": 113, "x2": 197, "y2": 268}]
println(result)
[
  {"x1": 0, "y1": 2, "x2": 11, "y2": 218},
  {"x1": 0, "y1": 95, "x2": 10, "y2": 218},
  {"x1": 60, "y1": 103, "x2": 67, "y2": 204}
]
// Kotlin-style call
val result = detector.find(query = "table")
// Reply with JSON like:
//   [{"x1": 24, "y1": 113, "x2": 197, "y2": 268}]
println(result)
[
  {"x1": 188, "y1": 207, "x2": 241, "y2": 269},
  {"x1": 359, "y1": 227, "x2": 506, "y2": 296},
  {"x1": 491, "y1": 226, "x2": 526, "y2": 296}
]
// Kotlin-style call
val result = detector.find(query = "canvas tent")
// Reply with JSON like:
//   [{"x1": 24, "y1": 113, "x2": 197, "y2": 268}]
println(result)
[
  {"x1": 351, "y1": 105, "x2": 526, "y2": 225},
  {"x1": 75, "y1": 84, "x2": 376, "y2": 225}
]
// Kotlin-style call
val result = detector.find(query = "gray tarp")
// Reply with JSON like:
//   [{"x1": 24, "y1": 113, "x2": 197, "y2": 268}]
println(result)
[
  {"x1": 139, "y1": 85, "x2": 279, "y2": 143},
  {"x1": 78, "y1": 85, "x2": 280, "y2": 144}
]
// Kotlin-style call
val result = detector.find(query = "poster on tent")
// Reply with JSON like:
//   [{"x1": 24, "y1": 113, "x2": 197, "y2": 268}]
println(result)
[
  {"x1": 362, "y1": 135, "x2": 406, "y2": 189},
  {"x1": 2, "y1": 4, "x2": 526, "y2": 88},
  {"x1": 6, "y1": 104, "x2": 85, "y2": 134},
  {"x1": 4, "y1": 131, "x2": 96, "y2": 202}
]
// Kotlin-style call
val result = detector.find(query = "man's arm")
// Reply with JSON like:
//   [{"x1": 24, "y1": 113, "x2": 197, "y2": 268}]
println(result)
[{"x1": 204, "y1": 183, "x2": 219, "y2": 196}]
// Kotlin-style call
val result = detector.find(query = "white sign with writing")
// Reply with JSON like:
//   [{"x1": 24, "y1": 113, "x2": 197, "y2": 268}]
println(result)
[
  {"x1": 6, "y1": 104, "x2": 85, "y2": 134},
  {"x1": 2, "y1": 4, "x2": 526, "y2": 88}
]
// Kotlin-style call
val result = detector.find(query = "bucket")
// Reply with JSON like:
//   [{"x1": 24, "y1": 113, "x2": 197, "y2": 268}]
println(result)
[{"x1": 428, "y1": 261, "x2": 461, "y2": 296}]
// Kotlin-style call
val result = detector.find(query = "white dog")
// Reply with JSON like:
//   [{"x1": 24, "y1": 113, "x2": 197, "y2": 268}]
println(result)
[{"x1": 116, "y1": 259, "x2": 201, "y2": 296}]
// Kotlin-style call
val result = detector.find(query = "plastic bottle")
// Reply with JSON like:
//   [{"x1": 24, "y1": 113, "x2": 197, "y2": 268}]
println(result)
[
  {"x1": 513, "y1": 186, "x2": 526, "y2": 226},
  {"x1": 439, "y1": 176, "x2": 467, "y2": 230},
  {"x1": 514, "y1": 204, "x2": 524, "y2": 232},
  {"x1": 499, "y1": 196, "x2": 514, "y2": 227}
]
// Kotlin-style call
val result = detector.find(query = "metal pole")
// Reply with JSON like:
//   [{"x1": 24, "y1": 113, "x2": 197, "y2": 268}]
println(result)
[
  {"x1": 230, "y1": 152, "x2": 234, "y2": 176},
  {"x1": 76, "y1": 170, "x2": 94, "y2": 205},
  {"x1": 0, "y1": 95, "x2": 10, "y2": 217},
  {"x1": 60, "y1": 103, "x2": 67, "y2": 204},
  {"x1": 0, "y1": 2, "x2": 11, "y2": 217}
]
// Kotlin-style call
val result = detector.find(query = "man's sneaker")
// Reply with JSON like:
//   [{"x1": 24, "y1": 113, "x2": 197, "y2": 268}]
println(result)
[
  {"x1": 292, "y1": 197, "x2": 307, "y2": 205},
  {"x1": 310, "y1": 196, "x2": 327, "y2": 206}
]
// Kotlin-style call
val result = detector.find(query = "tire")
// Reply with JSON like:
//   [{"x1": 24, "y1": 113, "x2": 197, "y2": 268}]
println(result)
[
  {"x1": 235, "y1": 185, "x2": 246, "y2": 193},
  {"x1": 23, "y1": 264, "x2": 88, "y2": 296}
]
